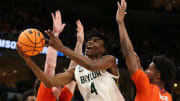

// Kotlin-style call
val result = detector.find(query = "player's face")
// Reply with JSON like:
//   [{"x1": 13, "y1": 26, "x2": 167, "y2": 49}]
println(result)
[
  {"x1": 85, "y1": 36, "x2": 105, "y2": 57},
  {"x1": 145, "y1": 62, "x2": 160, "y2": 84}
]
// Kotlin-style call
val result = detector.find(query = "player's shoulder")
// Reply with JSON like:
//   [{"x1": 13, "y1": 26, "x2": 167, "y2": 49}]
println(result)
[
  {"x1": 165, "y1": 91, "x2": 172, "y2": 98},
  {"x1": 102, "y1": 55, "x2": 117, "y2": 65},
  {"x1": 131, "y1": 69, "x2": 150, "y2": 84},
  {"x1": 131, "y1": 69, "x2": 146, "y2": 77}
]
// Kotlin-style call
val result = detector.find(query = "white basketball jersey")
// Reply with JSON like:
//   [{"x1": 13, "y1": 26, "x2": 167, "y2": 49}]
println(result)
[{"x1": 75, "y1": 65, "x2": 125, "y2": 101}]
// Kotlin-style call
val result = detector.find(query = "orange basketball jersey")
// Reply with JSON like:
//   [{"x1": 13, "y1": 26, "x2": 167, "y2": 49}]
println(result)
[
  {"x1": 37, "y1": 82, "x2": 73, "y2": 101},
  {"x1": 131, "y1": 69, "x2": 172, "y2": 101}
]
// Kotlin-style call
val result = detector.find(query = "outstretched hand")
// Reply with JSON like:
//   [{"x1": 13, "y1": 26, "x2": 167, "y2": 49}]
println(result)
[
  {"x1": 52, "y1": 10, "x2": 66, "y2": 37},
  {"x1": 45, "y1": 30, "x2": 64, "y2": 51},
  {"x1": 76, "y1": 20, "x2": 84, "y2": 43},
  {"x1": 16, "y1": 43, "x2": 30, "y2": 60},
  {"x1": 116, "y1": 0, "x2": 127, "y2": 24}
]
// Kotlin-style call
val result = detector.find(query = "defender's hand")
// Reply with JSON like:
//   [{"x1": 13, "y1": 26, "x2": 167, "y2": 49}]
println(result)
[
  {"x1": 116, "y1": 0, "x2": 127, "y2": 24},
  {"x1": 45, "y1": 30, "x2": 64, "y2": 51},
  {"x1": 76, "y1": 20, "x2": 84, "y2": 43},
  {"x1": 52, "y1": 10, "x2": 66, "y2": 37}
]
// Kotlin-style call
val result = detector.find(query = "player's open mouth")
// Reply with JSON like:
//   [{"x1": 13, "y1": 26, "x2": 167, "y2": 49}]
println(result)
[{"x1": 86, "y1": 45, "x2": 93, "y2": 50}]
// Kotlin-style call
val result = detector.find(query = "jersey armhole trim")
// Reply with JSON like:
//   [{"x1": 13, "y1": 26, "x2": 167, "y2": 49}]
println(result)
[{"x1": 105, "y1": 70, "x2": 119, "y2": 79}]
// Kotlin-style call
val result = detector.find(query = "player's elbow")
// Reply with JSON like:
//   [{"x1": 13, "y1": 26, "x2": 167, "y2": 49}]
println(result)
[
  {"x1": 44, "y1": 80, "x2": 54, "y2": 88},
  {"x1": 44, "y1": 77, "x2": 57, "y2": 88}
]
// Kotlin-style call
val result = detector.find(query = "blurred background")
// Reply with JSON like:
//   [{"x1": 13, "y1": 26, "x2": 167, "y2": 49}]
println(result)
[{"x1": 0, "y1": 0, "x2": 180, "y2": 101}]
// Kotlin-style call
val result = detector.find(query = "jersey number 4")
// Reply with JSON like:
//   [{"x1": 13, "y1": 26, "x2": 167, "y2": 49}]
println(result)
[{"x1": 91, "y1": 82, "x2": 98, "y2": 95}]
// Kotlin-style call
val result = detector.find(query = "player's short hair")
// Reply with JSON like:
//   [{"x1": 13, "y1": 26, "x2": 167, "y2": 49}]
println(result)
[
  {"x1": 85, "y1": 28, "x2": 107, "y2": 47},
  {"x1": 152, "y1": 55, "x2": 176, "y2": 83}
]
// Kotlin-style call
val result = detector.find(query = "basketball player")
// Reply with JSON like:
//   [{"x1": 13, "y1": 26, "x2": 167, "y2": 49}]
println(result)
[
  {"x1": 116, "y1": 0, "x2": 176, "y2": 101},
  {"x1": 17, "y1": 12, "x2": 125, "y2": 101},
  {"x1": 36, "y1": 10, "x2": 84, "y2": 101}
]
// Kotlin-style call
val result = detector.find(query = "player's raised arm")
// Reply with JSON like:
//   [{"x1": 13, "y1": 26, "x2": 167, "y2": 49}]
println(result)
[
  {"x1": 68, "y1": 20, "x2": 84, "y2": 69},
  {"x1": 65, "y1": 20, "x2": 84, "y2": 94},
  {"x1": 45, "y1": 10, "x2": 65, "y2": 76},
  {"x1": 116, "y1": 0, "x2": 138, "y2": 75},
  {"x1": 44, "y1": 10, "x2": 66, "y2": 99}
]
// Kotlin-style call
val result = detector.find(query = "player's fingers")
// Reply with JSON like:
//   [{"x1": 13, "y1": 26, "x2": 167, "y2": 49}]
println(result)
[
  {"x1": 47, "y1": 29, "x2": 55, "y2": 36},
  {"x1": 43, "y1": 38, "x2": 49, "y2": 42},
  {"x1": 57, "y1": 10, "x2": 62, "y2": 22},
  {"x1": 121, "y1": 0, "x2": 124, "y2": 7},
  {"x1": 61, "y1": 23, "x2": 66, "y2": 30},
  {"x1": 22, "y1": 49, "x2": 26, "y2": 56},
  {"x1": 51, "y1": 13, "x2": 55, "y2": 20},
  {"x1": 44, "y1": 30, "x2": 54, "y2": 38},
  {"x1": 76, "y1": 20, "x2": 80, "y2": 25},
  {"x1": 16, "y1": 44, "x2": 23, "y2": 56},
  {"x1": 121, "y1": 0, "x2": 127, "y2": 10},
  {"x1": 48, "y1": 42, "x2": 55, "y2": 48},
  {"x1": 16, "y1": 43, "x2": 19, "y2": 50},
  {"x1": 117, "y1": 2, "x2": 121, "y2": 9},
  {"x1": 45, "y1": 43, "x2": 49, "y2": 47},
  {"x1": 16, "y1": 43, "x2": 21, "y2": 52},
  {"x1": 56, "y1": 10, "x2": 58, "y2": 19},
  {"x1": 47, "y1": 29, "x2": 51, "y2": 32},
  {"x1": 51, "y1": 13, "x2": 55, "y2": 24},
  {"x1": 122, "y1": 0, "x2": 127, "y2": 7}
]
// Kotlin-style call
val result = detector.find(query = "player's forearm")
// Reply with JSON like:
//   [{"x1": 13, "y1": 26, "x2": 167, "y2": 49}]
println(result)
[
  {"x1": 74, "y1": 41, "x2": 83, "y2": 54},
  {"x1": 25, "y1": 58, "x2": 57, "y2": 87},
  {"x1": 118, "y1": 21, "x2": 134, "y2": 57},
  {"x1": 44, "y1": 46, "x2": 57, "y2": 75}
]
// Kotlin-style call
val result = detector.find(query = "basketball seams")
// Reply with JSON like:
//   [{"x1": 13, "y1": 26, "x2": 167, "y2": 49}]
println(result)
[
  {"x1": 24, "y1": 50, "x2": 40, "y2": 52},
  {"x1": 24, "y1": 50, "x2": 40, "y2": 56},
  {"x1": 24, "y1": 31, "x2": 44, "y2": 44},
  {"x1": 32, "y1": 30, "x2": 37, "y2": 56},
  {"x1": 18, "y1": 41, "x2": 44, "y2": 48},
  {"x1": 24, "y1": 32, "x2": 36, "y2": 44},
  {"x1": 36, "y1": 33, "x2": 45, "y2": 44}
]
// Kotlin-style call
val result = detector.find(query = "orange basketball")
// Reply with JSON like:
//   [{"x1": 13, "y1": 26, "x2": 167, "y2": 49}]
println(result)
[{"x1": 17, "y1": 28, "x2": 45, "y2": 56}]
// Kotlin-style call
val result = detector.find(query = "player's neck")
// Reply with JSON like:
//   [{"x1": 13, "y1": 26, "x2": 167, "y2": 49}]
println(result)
[{"x1": 88, "y1": 55, "x2": 102, "y2": 60}]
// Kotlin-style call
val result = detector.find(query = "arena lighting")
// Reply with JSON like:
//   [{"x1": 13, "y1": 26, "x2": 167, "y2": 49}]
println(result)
[
  {"x1": 13, "y1": 70, "x2": 17, "y2": 74},
  {"x1": 174, "y1": 83, "x2": 178, "y2": 88},
  {"x1": 2, "y1": 72, "x2": 7, "y2": 76}
]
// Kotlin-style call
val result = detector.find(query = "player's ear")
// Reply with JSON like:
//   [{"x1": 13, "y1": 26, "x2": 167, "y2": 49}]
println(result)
[
  {"x1": 156, "y1": 72, "x2": 161, "y2": 80},
  {"x1": 100, "y1": 47, "x2": 105, "y2": 54}
]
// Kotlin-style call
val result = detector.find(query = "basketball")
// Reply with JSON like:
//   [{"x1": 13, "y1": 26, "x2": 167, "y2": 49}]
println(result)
[{"x1": 17, "y1": 28, "x2": 45, "y2": 56}]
